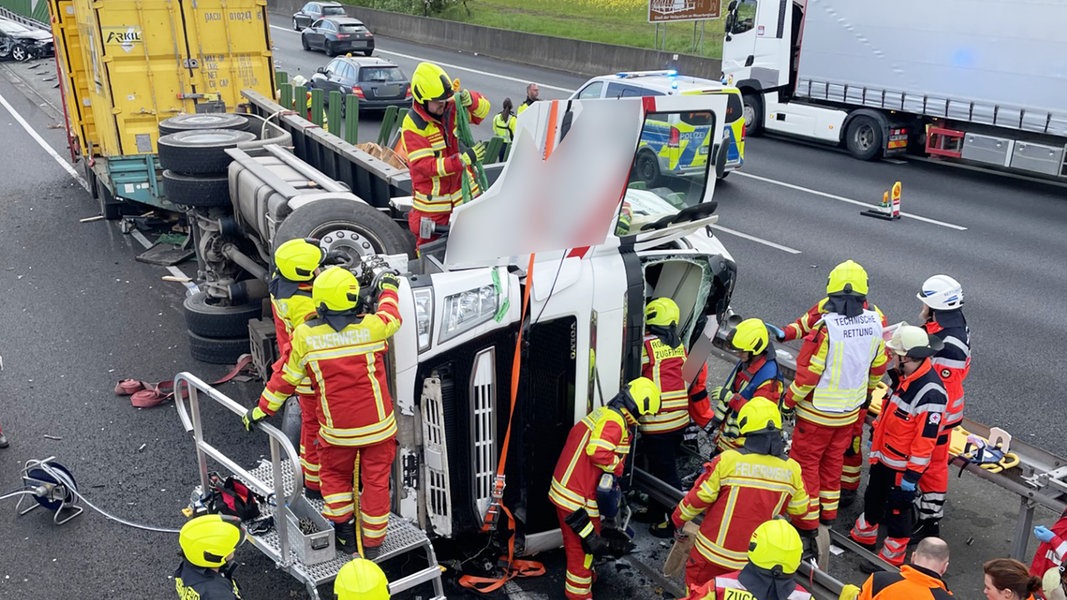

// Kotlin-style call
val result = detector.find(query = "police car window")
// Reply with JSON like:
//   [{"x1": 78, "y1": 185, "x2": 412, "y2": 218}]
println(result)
[
  {"x1": 606, "y1": 83, "x2": 664, "y2": 99},
  {"x1": 724, "y1": 94, "x2": 742, "y2": 122},
  {"x1": 577, "y1": 81, "x2": 604, "y2": 99},
  {"x1": 679, "y1": 111, "x2": 713, "y2": 126}
]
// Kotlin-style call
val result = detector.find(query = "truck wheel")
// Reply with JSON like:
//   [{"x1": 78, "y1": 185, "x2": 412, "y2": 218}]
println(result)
[
  {"x1": 742, "y1": 93, "x2": 763, "y2": 136},
  {"x1": 187, "y1": 330, "x2": 249, "y2": 365},
  {"x1": 159, "y1": 114, "x2": 249, "y2": 137},
  {"x1": 158, "y1": 129, "x2": 256, "y2": 175},
  {"x1": 274, "y1": 197, "x2": 416, "y2": 260},
  {"x1": 183, "y1": 292, "x2": 262, "y2": 338},
  {"x1": 845, "y1": 115, "x2": 883, "y2": 161},
  {"x1": 162, "y1": 170, "x2": 231, "y2": 208},
  {"x1": 633, "y1": 150, "x2": 661, "y2": 188}
]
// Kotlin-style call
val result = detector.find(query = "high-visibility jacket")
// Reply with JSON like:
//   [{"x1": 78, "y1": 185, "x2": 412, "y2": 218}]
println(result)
[
  {"x1": 492, "y1": 111, "x2": 515, "y2": 143},
  {"x1": 269, "y1": 276, "x2": 317, "y2": 395},
  {"x1": 781, "y1": 298, "x2": 886, "y2": 342},
  {"x1": 858, "y1": 564, "x2": 953, "y2": 600},
  {"x1": 258, "y1": 289, "x2": 402, "y2": 447},
  {"x1": 174, "y1": 558, "x2": 242, "y2": 599},
  {"x1": 712, "y1": 354, "x2": 782, "y2": 451},
  {"x1": 672, "y1": 450, "x2": 807, "y2": 572},
  {"x1": 784, "y1": 310, "x2": 887, "y2": 427},
  {"x1": 400, "y1": 94, "x2": 490, "y2": 214},
  {"x1": 686, "y1": 568, "x2": 812, "y2": 600},
  {"x1": 639, "y1": 334, "x2": 709, "y2": 434},
  {"x1": 922, "y1": 309, "x2": 970, "y2": 428},
  {"x1": 549, "y1": 406, "x2": 631, "y2": 519},
  {"x1": 869, "y1": 360, "x2": 947, "y2": 484},
  {"x1": 517, "y1": 98, "x2": 535, "y2": 115},
  {"x1": 1030, "y1": 509, "x2": 1067, "y2": 578}
]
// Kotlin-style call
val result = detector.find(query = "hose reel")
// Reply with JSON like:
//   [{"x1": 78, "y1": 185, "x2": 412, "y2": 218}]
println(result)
[{"x1": 15, "y1": 457, "x2": 84, "y2": 526}]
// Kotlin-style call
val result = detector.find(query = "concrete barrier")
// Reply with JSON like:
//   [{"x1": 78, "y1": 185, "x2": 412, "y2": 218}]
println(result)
[{"x1": 268, "y1": 0, "x2": 722, "y2": 80}]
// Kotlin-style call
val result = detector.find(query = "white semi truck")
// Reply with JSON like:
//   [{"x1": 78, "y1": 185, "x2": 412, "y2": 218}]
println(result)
[{"x1": 721, "y1": 0, "x2": 1067, "y2": 179}]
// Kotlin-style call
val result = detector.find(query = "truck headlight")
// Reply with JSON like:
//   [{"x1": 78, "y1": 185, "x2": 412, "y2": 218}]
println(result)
[
  {"x1": 412, "y1": 287, "x2": 433, "y2": 351},
  {"x1": 440, "y1": 284, "x2": 497, "y2": 342}
]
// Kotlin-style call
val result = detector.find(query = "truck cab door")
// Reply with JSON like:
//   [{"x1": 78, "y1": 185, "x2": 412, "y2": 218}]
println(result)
[{"x1": 722, "y1": 0, "x2": 792, "y2": 90}]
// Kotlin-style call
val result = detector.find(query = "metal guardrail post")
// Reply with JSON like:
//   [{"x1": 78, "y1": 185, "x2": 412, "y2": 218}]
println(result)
[
  {"x1": 344, "y1": 95, "x2": 360, "y2": 144},
  {"x1": 327, "y1": 91, "x2": 342, "y2": 137}
]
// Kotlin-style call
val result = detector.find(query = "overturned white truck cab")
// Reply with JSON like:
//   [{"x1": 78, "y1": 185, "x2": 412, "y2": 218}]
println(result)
[{"x1": 224, "y1": 94, "x2": 737, "y2": 555}]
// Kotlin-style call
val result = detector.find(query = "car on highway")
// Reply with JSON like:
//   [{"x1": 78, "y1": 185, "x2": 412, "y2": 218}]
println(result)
[
  {"x1": 291, "y1": 1, "x2": 346, "y2": 31},
  {"x1": 0, "y1": 17, "x2": 54, "y2": 62},
  {"x1": 300, "y1": 16, "x2": 374, "y2": 57},
  {"x1": 571, "y1": 70, "x2": 745, "y2": 182},
  {"x1": 310, "y1": 56, "x2": 410, "y2": 114}
]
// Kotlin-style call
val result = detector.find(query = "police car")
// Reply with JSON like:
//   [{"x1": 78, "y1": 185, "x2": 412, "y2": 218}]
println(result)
[{"x1": 570, "y1": 70, "x2": 746, "y2": 182}]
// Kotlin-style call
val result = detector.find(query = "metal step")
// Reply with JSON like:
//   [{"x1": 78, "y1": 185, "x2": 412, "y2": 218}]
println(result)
[{"x1": 244, "y1": 458, "x2": 445, "y2": 597}]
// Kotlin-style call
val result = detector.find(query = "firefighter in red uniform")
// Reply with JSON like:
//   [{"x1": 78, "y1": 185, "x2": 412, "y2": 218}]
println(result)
[
  {"x1": 549, "y1": 377, "x2": 662, "y2": 600},
  {"x1": 779, "y1": 260, "x2": 887, "y2": 561},
  {"x1": 775, "y1": 260, "x2": 888, "y2": 509},
  {"x1": 671, "y1": 399, "x2": 808, "y2": 589},
  {"x1": 639, "y1": 298, "x2": 710, "y2": 537},
  {"x1": 401, "y1": 62, "x2": 490, "y2": 251},
  {"x1": 706, "y1": 318, "x2": 783, "y2": 454},
  {"x1": 1032, "y1": 515, "x2": 1067, "y2": 600},
  {"x1": 268, "y1": 239, "x2": 325, "y2": 498},
  {"x1": 850, "y1": 325, "x2": 947, "y2": 567},
  {"x1": 912, "y1": 275, "x2": 971, "y2": 542},
  {"x1": 685, "y1": 519, "x2": 812, "y2": 600},
  {"x1": 245, "y1": 266, "x2": 403, "y2": 557}
]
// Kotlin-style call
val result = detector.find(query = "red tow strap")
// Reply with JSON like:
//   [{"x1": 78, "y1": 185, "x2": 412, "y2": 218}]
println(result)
[{"x1": 116, "y1": 354, "x2": 253, "y2": 408}]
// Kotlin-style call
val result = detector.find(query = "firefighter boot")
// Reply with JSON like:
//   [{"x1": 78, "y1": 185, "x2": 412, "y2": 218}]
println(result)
[
  {"x1": 910, "y1": 519, "x2": 940, "y2": 545},
  {"x1": 839, "y1": 488, "x2": 857, "y2": 508},
  {"x1": 363, "y1": 544, "x2": 381, "y2": 560},
  {"x1": 334, "y1": 519, "x2": 358, "y2": 554},
  {"x1": 304, "y1": 486, "x2": 323, "y2": 501},
  {"x1": 798, "y1": 528, "x2": 820, "y2": 565}
]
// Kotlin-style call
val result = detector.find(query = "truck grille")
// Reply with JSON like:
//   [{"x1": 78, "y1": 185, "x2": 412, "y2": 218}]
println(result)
[
  {"x1": 420, "y1": 376, "x2": 452, "y2": 537},
  {"x1": 470, "y1": 348, "x2": 497, "y2": 520}
]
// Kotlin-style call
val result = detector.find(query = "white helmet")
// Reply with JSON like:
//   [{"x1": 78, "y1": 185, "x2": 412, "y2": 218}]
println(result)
[
  {"x1": 917, "y1": 275, "x2": 963, "y2": 310},
  {"x1": 886, "y1": 324, "x2": 943, "y2": 358}
]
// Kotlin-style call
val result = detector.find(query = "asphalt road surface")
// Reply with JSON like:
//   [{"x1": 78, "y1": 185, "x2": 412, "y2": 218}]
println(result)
[{"x1": 0, "y1": 14, "x2": 1064, "y2": 600}]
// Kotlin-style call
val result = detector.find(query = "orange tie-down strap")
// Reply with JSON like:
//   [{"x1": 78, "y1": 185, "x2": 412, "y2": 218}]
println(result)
[
  {"x1": 458, "y1": 505, "x2": 546, "y2": 594},
  {"x1": 115, "y1": 354, "x2": 254, "y2": 408}
]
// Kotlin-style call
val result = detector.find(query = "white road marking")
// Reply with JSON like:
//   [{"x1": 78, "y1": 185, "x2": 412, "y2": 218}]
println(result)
[
  {"x1": 711, "y1": 225, "x2": 802, "y2": 254},
  {"x1": 269, "y1": 25, "x2": 575, "y2": 93},
  {"x1": 0, "y1": 90, "x2": 88, "y2": 191},
  {"x1": 0, "y1": 90, "x2": 197, "y2": 292},
  {"x1": 735, "y1": 171, "x2": 968, "y2": 231}
]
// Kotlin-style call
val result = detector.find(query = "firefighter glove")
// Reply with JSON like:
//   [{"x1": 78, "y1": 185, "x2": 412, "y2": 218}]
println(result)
[
  {"x1": 564, "y1": 509, "x2": 595, "y2": 540},
  {"x1": 323, "y1": 250, "x2": 349, "y2": 266},
  {"x1": 838, "y1": 584, "x2": 861, "y2": 600},
  {"x1": 377, "y1": 272, "x2": 400, "y2": 292},
  {"x1": 1035, "y1": 525, "x2": 1056, "y2": 543},
  {"x1": 461, "y1": 142, "x2": 486, "y2": 166},
  {"x1": 459, "y1": 88, "x2": 474, "y2": 107},
  {"x1": 779, "y1": 403, "x2": 795, "y2": 423},
  {"x1": 899, "y1": 478, "x2": 917, "y2": 493},
  {"x1": 242, "y1": 406, "x2": 268, "y2": 432},
  {"x1": 766, "y1": 323, "x2": 786, "y2": 342},
  {"x1": 582, "y1": 533, "x2": 611, "y2": 557}
]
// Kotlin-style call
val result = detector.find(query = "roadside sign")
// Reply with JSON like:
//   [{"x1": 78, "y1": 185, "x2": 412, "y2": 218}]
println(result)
[{"x1": 648, "y1": 0, "x2": 720, "y2": 23}]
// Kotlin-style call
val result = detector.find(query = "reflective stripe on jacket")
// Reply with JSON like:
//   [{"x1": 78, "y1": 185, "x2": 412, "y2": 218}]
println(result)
[
  {"x1": 672, "y1": 450, "x2": 807, "y2": 572},
  {"x1": 549, "y1": 406, "x2": 631, "y2": 518},
  {"x1": 869, "y1": 360, "x2": 947, "y2": 482},
  {"x1": 712, "y1": 354, "x2": 782, "y2": 451},
  {"x1": 639, "y1": 334, "x2": 692, "y2": 434},
  {"x1": 269, "y1": 277, "x2": 316, "y2": 395},
  {"x1": 923, "y1": 310, "x2": 970, "y2": 427},
  {"x1": 400, "y1": 94, "x2": 490, "y2": 213},
  {"x1": 492, "y1": 112, "x2": 515, "y2": 142},
  {"x1": 687, "y1": 569, "x2": 812, "y2": 600},
  {"x1": 258, "y1": 289, "x2": 402, "y2": 447},
  {"x1": 858, "y1": 564, "x2": 953, "y2": 600}
]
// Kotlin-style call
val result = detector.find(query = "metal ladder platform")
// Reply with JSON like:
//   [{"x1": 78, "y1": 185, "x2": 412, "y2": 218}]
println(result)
[
  {"x1": 244, "y1": 457, "x2": 445, "y2": 598},
  {"x1": 173, "y1": 371, "x2": 445, "y2": 599}
]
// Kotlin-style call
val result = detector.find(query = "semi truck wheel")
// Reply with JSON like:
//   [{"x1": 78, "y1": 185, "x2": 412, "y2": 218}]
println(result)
[
  {"x1": 162, "y1": 170, "x2": 230, "y2": 208},
  {"x1": 274, "y1": 198, "x2": 416, "y2": 260},
  {"x1": 158, "y1": 129, "x2": 256, "y2": 175},
  {"x1": 159, "y1": 114, "x2": 250, "y2": 137},
  {"x1": 742, "y1": 94, "x2": 763, "y2": 136},
  {"x1": 183, "y1": 292, "x2": 262, "y2": 338},
  {"x1": 187, "y1": 330, "x2": 249, "y2": 365},
  {"x1": 845, "y1": 116, "x2": 883, "y2": 161}
]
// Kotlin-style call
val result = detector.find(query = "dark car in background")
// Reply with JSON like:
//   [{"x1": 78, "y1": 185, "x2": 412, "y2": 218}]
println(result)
[
  {"x1": 0, "y1": 17, "x2": 53, "y2": 62},
  {"x1": 292, "y1": 1, "x2": 346, "y2": 31},
  {"x1": 310, "y1": 56, "x2": 410, "y2": 114},
  {"x1": 301, "y1": 17, "x2": 374, "y2": 57}
]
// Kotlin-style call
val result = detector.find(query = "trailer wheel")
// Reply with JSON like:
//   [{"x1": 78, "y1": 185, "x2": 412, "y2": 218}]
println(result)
[
  {"x1": 183, "y1": 292, "x2": 262, "y2": 338},
  {"x1": 633, "y1": 149, "x2": 661, "y2": 188},
  {"x1": 162, "y1": 170, "x2": 231, "y2": 208},
  {"x1": 158, "y1": 129, "x2": 256, "y2": 175},
  {"x1": 159, "y1": 114, "x2": 250, "y2": 137},
  {"x1": 274, "y1": 197, "x2": 415, "y2": 260},
  {"x1": 845, "y1": 116, "x2": 883, "y2": 161},
  {"x1": 187, "y1": 330, "x2": 249, "y2": 365},
  {"x1": 742, "y1": 94, "x2": 763, "y2": 136}
]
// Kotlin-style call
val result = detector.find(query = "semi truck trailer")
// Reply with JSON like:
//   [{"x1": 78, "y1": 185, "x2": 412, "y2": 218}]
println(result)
[{"x1": 721, "y1": 0, "x2": 1067, "y2": 179}]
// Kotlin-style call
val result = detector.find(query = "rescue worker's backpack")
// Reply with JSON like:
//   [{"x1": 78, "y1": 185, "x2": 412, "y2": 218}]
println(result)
[{"x1": 207, "y1": 473, "x2": 262, "y2": 521}]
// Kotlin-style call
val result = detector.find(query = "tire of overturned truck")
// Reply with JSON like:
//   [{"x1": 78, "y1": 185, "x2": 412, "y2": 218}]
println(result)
[
  {"x1": 273, "y1": 198, "x2": 416, "y2": 260},
  {"x1": 159, "y1": 113, "x2": 250, "y2": 137},
  {"x1": 183, "y1": 292, "x2": 262, "y2": 338},
  {"x1": 158, "y1": 129, "x2": 256, "y2": 175},
  {"x1": 187, "y1": 330, "x2": 250, "y2": 365},
  {"x1": 162, "y1": 170, "x2": 231, "y2": 208}
]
